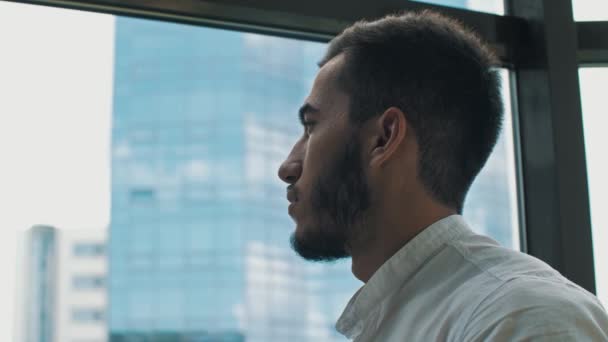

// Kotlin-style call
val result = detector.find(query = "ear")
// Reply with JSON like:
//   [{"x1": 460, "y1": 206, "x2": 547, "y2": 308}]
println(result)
[{"x1": 369, "y1": 107, "x2": 408, "y2": 167}]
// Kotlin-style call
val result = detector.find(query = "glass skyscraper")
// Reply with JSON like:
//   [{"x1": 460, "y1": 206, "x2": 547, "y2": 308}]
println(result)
[{"x1": 109, "y1": 18, "x2": 359, "y2": 341}]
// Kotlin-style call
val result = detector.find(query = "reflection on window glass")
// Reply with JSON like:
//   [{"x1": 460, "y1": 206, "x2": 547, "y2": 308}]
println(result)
[
  {"x1": 580, "y1": 67, "x2": 608, "y2": 307},
  {"x1": 411, "y1": 0, "x2": 504, "y2": 15},
  {"x1": 573, "y1": 0, "x2": 608, "y2": 21}
]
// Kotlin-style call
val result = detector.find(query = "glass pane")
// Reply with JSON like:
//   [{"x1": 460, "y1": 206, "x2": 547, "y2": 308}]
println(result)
[
  {"x1": 411, "y1": 0, "x2": 504, "y2": 15},
  {"x1": 573, "y1": 0, "x2": 608, "y2": 21},
  {"x1": 1, "y1": 2, "x2": 519, "y2": 342},
  {"x1": 463, "y1": 70, "x2": 520, "y2": 250},
  {"x1": 0, "y1": 3, "x2": 112, "y2": 342},
  {"x1": 580, "y1": 67, "x2": 608, "y2": 307}
]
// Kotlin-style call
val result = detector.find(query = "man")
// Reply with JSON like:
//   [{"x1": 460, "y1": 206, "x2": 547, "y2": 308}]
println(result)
[{"x1": 277, "y1": 10, "x2": 608, "y2": 341}]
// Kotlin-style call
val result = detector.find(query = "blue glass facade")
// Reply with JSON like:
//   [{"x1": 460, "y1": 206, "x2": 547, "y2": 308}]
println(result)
[
  {"x1": 109, "y1": 12, "x2": 517, "y2": 342},
  {"x1": 109, "y1": 18, "x2": 359, "y2": 341}
]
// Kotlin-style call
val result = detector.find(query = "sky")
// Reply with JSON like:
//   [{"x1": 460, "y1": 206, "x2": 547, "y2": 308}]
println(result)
[
  {"x1": 0, "y1": 2, "x2": 113, "y2": 340},
  {"x1": 580, "y1": 68, "x2": 608, "y2": 307},
  {"x1": 0, "y1": 0, "x2": 606, "y2": 341},
  {"x1": 573, "y1": 0, "x2": 608, "y2": 20}
]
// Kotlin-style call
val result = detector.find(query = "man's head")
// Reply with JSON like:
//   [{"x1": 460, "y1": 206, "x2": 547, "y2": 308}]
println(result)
[{"x1": 278, "y1": 11, "x2": 503, "y2": 262}]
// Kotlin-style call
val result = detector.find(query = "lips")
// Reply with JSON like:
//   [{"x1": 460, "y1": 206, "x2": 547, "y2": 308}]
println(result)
[
  {"x1": 287, "y1": 187, "x2": 298, "y2": 218},
  {"x1": 286, "y1": 186, "x2": 298, "y2": 204},
  {"x1": 288, "y1": 202, "x2": 296, "y2": 217}
]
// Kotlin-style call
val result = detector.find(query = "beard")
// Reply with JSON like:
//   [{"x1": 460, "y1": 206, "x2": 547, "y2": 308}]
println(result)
[{"x1": 290, "y1": 136, "x2": 371, "y2": 262}]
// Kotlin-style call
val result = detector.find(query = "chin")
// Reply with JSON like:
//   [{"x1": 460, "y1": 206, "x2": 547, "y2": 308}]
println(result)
[
  {"x1": 291, "y1": 221, "x2": 314, "y2": 247},
  {"x1": 290, "y1": 226, "x2": 350, "y2": 262},
  {"x1": 293, "y1": 222, "x2": 308, "y2": 239}
]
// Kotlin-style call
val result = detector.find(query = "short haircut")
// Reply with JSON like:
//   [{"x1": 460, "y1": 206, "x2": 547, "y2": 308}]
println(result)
[{"x1": 319, "y1": 10, "x2": 503, "y2": 213}]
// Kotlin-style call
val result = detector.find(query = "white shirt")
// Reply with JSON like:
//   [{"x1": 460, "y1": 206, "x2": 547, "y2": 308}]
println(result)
[{"x1": 336, "y1": 215, "x2": 608, "y2": 341}]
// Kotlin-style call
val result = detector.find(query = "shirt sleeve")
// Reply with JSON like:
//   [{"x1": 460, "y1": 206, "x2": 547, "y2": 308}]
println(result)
[{"x1": 460, "y1": 278, "x2": 608, "y2": 342}]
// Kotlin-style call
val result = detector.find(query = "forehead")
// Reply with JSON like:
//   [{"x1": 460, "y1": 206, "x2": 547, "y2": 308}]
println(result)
[{"x1": 306, "y1": 54, "x2": 349, "y2": 112}]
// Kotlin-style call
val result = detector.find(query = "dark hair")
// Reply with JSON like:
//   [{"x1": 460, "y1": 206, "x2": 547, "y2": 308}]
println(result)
[{"x1": 319, "y1": 10, "x2": 503, "y2": 213}]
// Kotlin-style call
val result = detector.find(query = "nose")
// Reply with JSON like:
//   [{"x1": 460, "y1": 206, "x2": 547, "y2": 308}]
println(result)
[
  {"x1": 278, "y1": 138, "x2": 305, "y2": 184},
  {"x1": 278, "y1": 160, "x2": 302, "y2": 185}
]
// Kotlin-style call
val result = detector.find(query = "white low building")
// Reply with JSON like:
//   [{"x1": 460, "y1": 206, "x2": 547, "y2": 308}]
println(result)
[{"x1": 16, "y1": 226, "x2": 107, "y2": 342}]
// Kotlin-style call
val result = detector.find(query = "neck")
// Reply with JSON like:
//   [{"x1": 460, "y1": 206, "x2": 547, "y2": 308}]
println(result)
[{"x1": 349, "y1": 199, "x2": 456, "y2": 283}]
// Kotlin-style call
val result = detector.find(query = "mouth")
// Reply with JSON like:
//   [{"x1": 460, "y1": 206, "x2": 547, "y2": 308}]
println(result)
[
  {"x1": 286, "y1": 187, "x2": 298, "y2": 218},
  {"x1": 286, "y1": 186, "x2": 298, "y2": 204}
]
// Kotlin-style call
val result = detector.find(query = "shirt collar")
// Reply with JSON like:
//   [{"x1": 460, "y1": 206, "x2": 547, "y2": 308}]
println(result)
[{"x1": 335, "y1": 215, "x2": 471, "y2": 339}]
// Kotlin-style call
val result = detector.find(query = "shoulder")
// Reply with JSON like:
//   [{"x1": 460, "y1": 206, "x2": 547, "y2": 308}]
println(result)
[
  {"x1": 450, "y1": 232, "x2": 561, "y2": 281},
  {"x1": 460, "y1": 276, "x2": 608, "y2": 341}
]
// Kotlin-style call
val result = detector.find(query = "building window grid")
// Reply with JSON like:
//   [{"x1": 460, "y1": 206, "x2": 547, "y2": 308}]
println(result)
[
  {"x1": 72, "y1": 275, "x2": 105, "y2": 290},
  {"x1": 73, "y1": 243, "x2": 105, "y2": 257},
  {"x1": 71, "y1": 308, "x2": 105, "y2": 323}
]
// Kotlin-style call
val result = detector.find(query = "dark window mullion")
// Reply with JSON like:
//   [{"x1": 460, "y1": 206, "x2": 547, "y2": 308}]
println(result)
[{"x1": 506, "y1": 0, "x2": 596, "y2": 293}]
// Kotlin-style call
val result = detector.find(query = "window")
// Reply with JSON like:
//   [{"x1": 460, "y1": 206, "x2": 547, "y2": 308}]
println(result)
[
  {"x1": 72, "y1": 275, "x2": 105, "y2": 289},
  {"x1": 0, "y1": 1, "x2": 538, "y2": 342},
  {"x1": 463, "y1": 70, "x2": 520, "y2": 250},
  {"x1": 73, "y1": 243, "x2": 105, "y2": 257},
  {"x1": 72, "y1": 308, "x2": 105, "y2": 323},
  {"x1": 579, "y1": 67, "x2": 608, "y2": 306},
  {"x1": 573, "y1": 0, "x2": 608, "y2": 21},
  {"x1": 107, "y1": 15, "x2": 520, "y2": 342}
]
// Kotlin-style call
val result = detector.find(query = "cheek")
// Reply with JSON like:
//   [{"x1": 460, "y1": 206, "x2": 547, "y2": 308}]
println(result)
[
  {"x1": 300, "y1": 122, "x2": 349, "y2": 186},
  {"x1": 300, "y1": 137, "x2": 326, "y2": 184}
]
